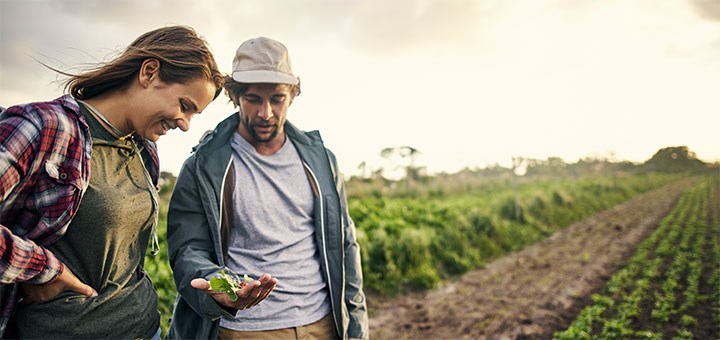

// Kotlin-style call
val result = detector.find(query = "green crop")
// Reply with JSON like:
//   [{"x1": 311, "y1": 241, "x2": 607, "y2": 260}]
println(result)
[
  {"x1": 209, "y1": 270, "x2": 253, "y2": 302},
  {"x1": 555, "y1": 177, "x2": 720, "y2": 339}
]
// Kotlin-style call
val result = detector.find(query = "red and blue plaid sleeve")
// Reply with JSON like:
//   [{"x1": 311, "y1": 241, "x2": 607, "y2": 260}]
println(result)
[
  {"x1": 0, "y1": 112, "x2": 40, "y2": 200},
  {"x1": 0, "y1": 228, "x2": 64, "y2": 285},
  {"x1": 0, "y1": 113, "x2": 65, "y2": 284}
]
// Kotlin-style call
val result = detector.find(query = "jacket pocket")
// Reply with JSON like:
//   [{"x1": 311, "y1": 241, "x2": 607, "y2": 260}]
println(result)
[{"x1": 323, "y1": 194, "x2": 342, "y2": 251}]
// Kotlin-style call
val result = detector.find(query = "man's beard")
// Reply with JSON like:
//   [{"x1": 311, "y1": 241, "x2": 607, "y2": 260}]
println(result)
[{"x1": 242, "y1": 117, "x2": 278, "y2": 143}]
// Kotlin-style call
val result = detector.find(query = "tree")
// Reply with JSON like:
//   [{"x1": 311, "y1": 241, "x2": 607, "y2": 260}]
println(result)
[
  {"x1": 642, "y1": 146, "x2": 707, "y2": 172},
  {"x1": 380, "y1": 146, "x2": 424, "y2": 180},
  {"x1": 357, "y1": 161, "x2": 368, "y2": 179}
]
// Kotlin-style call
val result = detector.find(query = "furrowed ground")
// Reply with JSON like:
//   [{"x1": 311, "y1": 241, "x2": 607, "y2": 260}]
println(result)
[{"x1": 554, "y1": 177, "x2": 719, "y2": 339}]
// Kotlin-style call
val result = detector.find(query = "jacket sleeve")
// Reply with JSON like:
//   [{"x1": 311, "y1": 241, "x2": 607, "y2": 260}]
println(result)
[
  {"x1": 0, "y1": 113, "x2": 64, "y2": 285},
  {"x1": 167, "y1": 157, "x2": 237, "y2": 320},
  {"x1": 330, "y1": 151, "x2": 369, "y2": 339}
]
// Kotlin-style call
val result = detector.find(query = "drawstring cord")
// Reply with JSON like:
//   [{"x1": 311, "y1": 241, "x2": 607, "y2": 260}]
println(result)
[
  {"x1": 130, "y1": 137, "x2": 160, "y2": 256},
  {"x1": 77, "y1": 100, "x2": 133, "y2": 138}
]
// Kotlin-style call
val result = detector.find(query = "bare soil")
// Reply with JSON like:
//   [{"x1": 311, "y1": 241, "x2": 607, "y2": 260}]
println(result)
[{"x1": 367, "y1": 180, "x2": 693, "y2": 340}]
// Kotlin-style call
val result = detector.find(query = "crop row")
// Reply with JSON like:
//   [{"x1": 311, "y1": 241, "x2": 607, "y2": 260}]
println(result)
[{"x1": 554, "y1": 176, "x2": 720, "y2": 339}]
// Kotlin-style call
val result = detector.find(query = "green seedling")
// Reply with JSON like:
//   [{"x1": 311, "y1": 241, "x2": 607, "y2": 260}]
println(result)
[{"x1": 209, "y1": 270, "x2": 253, "y2": 302}]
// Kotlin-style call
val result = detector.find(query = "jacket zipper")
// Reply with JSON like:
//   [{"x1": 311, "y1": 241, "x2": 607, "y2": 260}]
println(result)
[
  {"x1": 302, "y1": 162, "x2": 340, "y2": 336},
  {"x1": 218, "y1": 158, "x2": 233, "y2": 264}
]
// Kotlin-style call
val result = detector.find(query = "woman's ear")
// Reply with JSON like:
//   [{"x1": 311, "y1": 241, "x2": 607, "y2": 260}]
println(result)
[{"x1": 139, "y1": 59, "x2": 161, "y2": 88}]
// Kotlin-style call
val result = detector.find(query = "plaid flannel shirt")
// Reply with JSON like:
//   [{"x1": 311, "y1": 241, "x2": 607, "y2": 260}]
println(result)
[{"x1": 0, "y1": 95, "x2": 159, "y2": 334}]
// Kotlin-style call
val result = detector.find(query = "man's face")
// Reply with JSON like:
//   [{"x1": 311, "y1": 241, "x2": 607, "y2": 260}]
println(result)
[{"x1": 237, "y1": 83, "x2": 294, "y2": 146}]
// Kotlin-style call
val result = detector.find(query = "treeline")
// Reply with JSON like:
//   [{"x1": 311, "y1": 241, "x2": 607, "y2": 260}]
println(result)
[{"x1": 345, "y1": 146, "x2": 717, "y2": 199}]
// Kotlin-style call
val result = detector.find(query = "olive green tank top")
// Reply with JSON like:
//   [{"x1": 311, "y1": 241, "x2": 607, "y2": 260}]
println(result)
[{"x1": 14, "y1": 105, "x2": 160, "y2": 339}]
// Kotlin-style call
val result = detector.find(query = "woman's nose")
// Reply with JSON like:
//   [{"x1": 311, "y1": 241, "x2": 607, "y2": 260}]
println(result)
[{"x1": 176, "y1": 114, "x2": 192, "y2": 132}]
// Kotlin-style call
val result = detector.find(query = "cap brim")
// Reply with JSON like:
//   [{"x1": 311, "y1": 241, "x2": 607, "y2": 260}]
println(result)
[{"x1": 232, "y1": 70, "x2": 299, "y2": 85}]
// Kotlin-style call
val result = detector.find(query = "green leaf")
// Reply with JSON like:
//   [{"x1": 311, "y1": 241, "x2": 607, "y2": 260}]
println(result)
[
  {"x1": 227, "y1": 289, "x2": 239, "y2": 302},
  {"x1": 209, "y1": 276, "x2": 231, "y2": 292},
  {"x1": 208, "y1": 270, "x2": 255, "y2": 302},
  {"x1": 220, "y1": 270, "x2": 242, "y2": 289}
]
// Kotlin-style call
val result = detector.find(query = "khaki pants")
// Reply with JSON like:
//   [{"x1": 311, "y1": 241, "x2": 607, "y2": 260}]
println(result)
[{"x1": 218, "y1": 313, "x2": 338, "y2": 340}]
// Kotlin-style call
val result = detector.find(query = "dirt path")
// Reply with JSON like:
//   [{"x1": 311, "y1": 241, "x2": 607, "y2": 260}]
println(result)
[{"x1": 367, "y1": 180, "x2": 692, "y2": 339}]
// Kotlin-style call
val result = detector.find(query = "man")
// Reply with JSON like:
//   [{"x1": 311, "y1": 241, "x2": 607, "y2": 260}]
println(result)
[{"x1": 165, "y1": 37, "x2": 369, "y2": 340}]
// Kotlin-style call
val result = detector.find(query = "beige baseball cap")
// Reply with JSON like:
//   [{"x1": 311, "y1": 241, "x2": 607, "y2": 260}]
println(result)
[{"x1": 231, "y1": 37, "x2": 299, "y2": 85}]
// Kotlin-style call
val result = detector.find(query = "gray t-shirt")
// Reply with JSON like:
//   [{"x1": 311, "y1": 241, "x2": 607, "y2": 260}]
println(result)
[{"x1": 220, "y1": 132, "x2": 331, "y2": 331}]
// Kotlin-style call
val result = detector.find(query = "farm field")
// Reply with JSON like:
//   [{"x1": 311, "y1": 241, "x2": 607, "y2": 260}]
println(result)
[
  {"x1": 554, "y1": 176, "x2": 719, "y2": 339},
  {"x1": 368, "y1": 177, "x2": 719, "y2": 339}
]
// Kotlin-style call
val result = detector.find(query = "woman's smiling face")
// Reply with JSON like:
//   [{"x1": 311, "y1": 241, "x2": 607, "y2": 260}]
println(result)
[{"x1": 131, "y1": 76, "x2": 216, "y2": 142}]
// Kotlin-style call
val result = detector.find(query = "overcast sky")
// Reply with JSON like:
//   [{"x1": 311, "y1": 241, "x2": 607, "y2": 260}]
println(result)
[{"x1": 2, "y1": 0, "x2": 719, "y2": 176}]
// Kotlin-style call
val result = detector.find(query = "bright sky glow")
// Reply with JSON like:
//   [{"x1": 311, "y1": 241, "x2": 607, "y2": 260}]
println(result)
[{"x1": 2, "y1": 0, "x2": 718, "y2": 176}]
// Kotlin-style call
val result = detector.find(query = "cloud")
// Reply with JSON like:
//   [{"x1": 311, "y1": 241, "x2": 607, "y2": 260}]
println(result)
[
  {"x1": 54, "y1": 0, "x2": 201, "y2": 28},
  {"x1": 0, "y1": 1, "x2": 89, "y2": 102},
  {"x1": 0, "y1": 0, "x2": 219, "y2": 105},
  {"x1": 342, "y1": 0, "x2": 495, "y2": 54},
  {"x1": 194, "y1": 0, "x2": 496, "y2": 55},
  {"x1": 689, "y1": 0, "x2": 720, "y2": 21}
]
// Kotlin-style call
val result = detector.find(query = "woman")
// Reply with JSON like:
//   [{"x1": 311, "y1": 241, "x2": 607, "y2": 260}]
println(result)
[{"x1": 0, "y1": 25, "x2": 223, "y2": 339}]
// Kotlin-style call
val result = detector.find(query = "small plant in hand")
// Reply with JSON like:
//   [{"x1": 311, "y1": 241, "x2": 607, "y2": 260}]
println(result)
[{"x1": 209, "y1": 270, "x2": 253, "y2": 302}]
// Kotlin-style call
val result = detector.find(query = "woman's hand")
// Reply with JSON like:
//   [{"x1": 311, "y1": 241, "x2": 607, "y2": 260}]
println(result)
[
  {"x1": 191, "y1": 273, "x2": 277, "y2": 310},
  {"x1": 19, "y1": 265, "x2": 97, "y2": 304}
]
